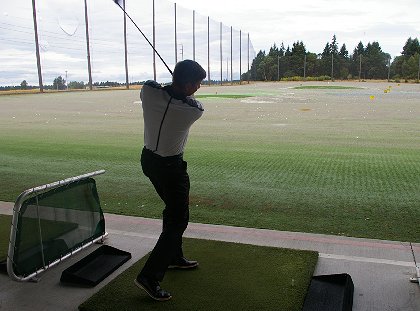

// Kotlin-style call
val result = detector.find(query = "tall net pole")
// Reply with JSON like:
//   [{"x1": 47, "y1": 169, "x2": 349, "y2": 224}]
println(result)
[
  {"x1": 418, "y1": 56, "x2": 420, "y2": 81},
  {"x1": 84, "y1": 0, "x2": 93, "y2": 90},
  {"x1": 239, "y1": 30, "x2": 242, "y2": 84},
  {"x1": 123, "y1": 0, "x2": 129, "y2": 89},
  {"x1": 247, "y1": 33, "x2": 250, "y2": 83},
  {"x1": 230, "y1": 26, "x2": 233, "y2": 84},
  {"x1": 220, "y1": 22, "x2": 222, "y2": 85},
  {"x1": 193, "y1": 10, "x2": 196, "y2": 61},
  {"x1": 31, "y1": 0, "x2": 43, "y2": 92},
  {"x1": 174, "y1": 3, "x2": 177, "y2": 64},
  {"x1": 152, "y1": 0, "x2": 156, "y2": 80},
  {"x1": 207, "y1": 16, "x2": 211, "y2": 85}
]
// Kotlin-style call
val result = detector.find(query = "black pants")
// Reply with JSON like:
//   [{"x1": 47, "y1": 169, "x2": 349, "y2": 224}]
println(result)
[{"x1": 139, "y1": 148, "x2": 190, "y2": 282}]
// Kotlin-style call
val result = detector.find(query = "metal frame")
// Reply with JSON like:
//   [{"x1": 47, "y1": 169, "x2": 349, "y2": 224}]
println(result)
[
  {"x1": 409, "y1": 243, "x2": 420, "y2": 286},
  {"x1": 410, "y1": 266, "x2": 420, "y2": 285},
  {"x1": 7, "y1": 170, "x2": 107, "y2": 282}
]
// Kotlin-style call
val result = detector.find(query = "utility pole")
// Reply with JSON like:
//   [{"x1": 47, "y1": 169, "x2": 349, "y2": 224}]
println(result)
[
  {"x1": 331, "y1": 53, "x2": 334, "y2": 81},
  {"x1": 277, "y1": 55, "x2": 280, "y2": 81},
  {"x1": 247, "y1": 33, "x2": 250, "y2": 84},
  {"x1": 193, "y1": 10, "x2": 195, "y2": 61},
  {"x1": 230, "y1": 26, "x2": 233, "y2": 84},
  {"x1": 418, "y1": 55, "x2": 420, "y2": 82},
  {"x1": 220, "y1": 22, "x2": 222, "y2": 85},
  {"x1": 84, "y1": 0, "x2": 93, "y2": 90},
  {"x1": 207, "y1": 16, "x2": 210, "y2": 85},
  {"x1": 359, "y1": 54, "x2": 362, "y2": 81},
  {"x1": 226, "y1": 58, "x2": 229, "y2": 83},
  {"x1": 31, "y1": 0, "x2": 43, "y2": 92},
  {"x1": 65, "y1": 70, "x2": 68, "y2": 90},
  {"x1": 152, "y1": 0, "x2": 156, "y2": 81},
  {"x1": 387, "y1": 56, "x2": 391, "y2": 82},
  {"x1": 239, "y1": 30, "x2": 242, "y2": 84},
  {"x1": 179, "y1": 44, "x2": 184, "y2": 60},
  {"x1": 123, "y1": 0, "x2": 129, "y2": 89},
  {"x1": 304, "y1": 54, "x2": 307, "y2": 80},
  {"x1": 174, "y1": 3, "x2": 177, "y2": 63}
]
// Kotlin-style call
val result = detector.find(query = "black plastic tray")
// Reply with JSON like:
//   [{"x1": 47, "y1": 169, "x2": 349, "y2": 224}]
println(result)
[
  {"x1": 303, "y1": 273, "x2": 354, "y2": 311},
  {"x1": 60, "y1": 245, "x2": 131, "y2": 286}
]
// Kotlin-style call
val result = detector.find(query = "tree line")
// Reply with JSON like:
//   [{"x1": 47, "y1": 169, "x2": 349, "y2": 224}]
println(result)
[
  {"x1": 0, "y1": 78, "x2": 145, "y2": 91},
  {"x1": 243, "y1": 36, "x2": 420, "y2": 82}
]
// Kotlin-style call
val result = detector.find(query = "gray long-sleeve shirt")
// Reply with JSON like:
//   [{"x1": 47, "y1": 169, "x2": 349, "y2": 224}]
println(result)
[{"x1": 140, "y1": 80, "x2": 204, "y2": 157}]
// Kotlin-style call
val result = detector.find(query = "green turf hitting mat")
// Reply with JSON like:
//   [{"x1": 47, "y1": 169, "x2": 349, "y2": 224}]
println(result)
[{"x1": 79, "y1": 238, "x2": 318, "y2": 311}]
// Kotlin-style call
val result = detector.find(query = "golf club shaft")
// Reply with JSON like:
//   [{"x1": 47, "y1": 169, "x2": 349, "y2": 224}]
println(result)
[{"x1": 114, "y1": 1, "x2": 173, "y2": 76}]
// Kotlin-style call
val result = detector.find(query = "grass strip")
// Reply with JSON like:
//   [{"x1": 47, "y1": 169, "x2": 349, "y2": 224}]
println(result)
[
  {"x1": 0, "y1": 215, "x2": 11, "y2": 261},
  {"x1": 195, "y1": 94, "x2": 254, "y2": 99},
  {"x1": 293, "y1": 85, "x2": 362, "y2": 89},
  {"x1": 79, "y1": 238, "x2": 318, "y2": 311}
]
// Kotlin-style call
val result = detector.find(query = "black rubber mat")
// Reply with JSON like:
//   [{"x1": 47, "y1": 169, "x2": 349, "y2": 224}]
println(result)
[
  {"x1": 60, "y1": 245, "x2": 131, "y2": 286},
  {"x1": 303, "y1": 273, "x2": 354, "y2": 311}
]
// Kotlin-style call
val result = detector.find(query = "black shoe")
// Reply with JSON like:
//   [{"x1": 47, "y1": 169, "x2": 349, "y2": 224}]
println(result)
[
  {"x1": 168, "y1": 257, "x2": 199, "y2": 269},
  {"x1": 134, "y1": 276, "x2": 172, "y2": 301}
]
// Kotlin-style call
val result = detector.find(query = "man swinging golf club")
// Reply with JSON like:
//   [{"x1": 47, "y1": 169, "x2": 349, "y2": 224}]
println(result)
[{"x1": 134, "y1": 60, "x2": 207, "y2": 301}]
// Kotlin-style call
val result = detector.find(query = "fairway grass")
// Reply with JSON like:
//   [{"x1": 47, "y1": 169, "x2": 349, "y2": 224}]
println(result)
[
  {"x1": 293, "y1": 85, "x2": 362, "y2": 90},
  {"x1": 79, "y1": 238, "x2": 318, "y2": 311},
  {"x1": 0, "y1": 82, "x2": 419, "y2": 242},
  {"x1": 195, "y1": 94, "x2": 254, "y2": 99},
  {"x1": 0, "y1": 215, "x2": 10, "y2": 261}
]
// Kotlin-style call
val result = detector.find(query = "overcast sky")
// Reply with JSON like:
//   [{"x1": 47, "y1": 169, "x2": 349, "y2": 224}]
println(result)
[
  {"x1": 176, "y1": 0, "x2": 420, "y2": 56},
  {"x1": 1, "y1": 0, "x2": 419, "y2": 86}
]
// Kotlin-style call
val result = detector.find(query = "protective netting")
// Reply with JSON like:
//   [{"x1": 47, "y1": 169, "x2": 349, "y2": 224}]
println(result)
[
  {"x1": 1, "y1": 0, "x2": 256, "y2": 86},
  {"x1": 10, "y1": 178, "x2": 105, "y2": 278}
]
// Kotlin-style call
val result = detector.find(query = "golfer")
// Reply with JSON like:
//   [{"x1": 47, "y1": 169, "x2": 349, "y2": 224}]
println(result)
[{"x1": 134, "y1": 60, "x2": 206, "y2": 301}]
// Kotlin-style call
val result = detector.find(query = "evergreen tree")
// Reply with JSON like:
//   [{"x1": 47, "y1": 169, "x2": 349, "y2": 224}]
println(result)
[
  {"x1": 241, "y1": 35, "x2": 416, "y2": 82},
  {"x1": 391, "y1": 37, "x2": 420, "y2": 79},
  {"x1": 277, "y1": 42, "x2": 286, "y2": 79},
  {"x1": 320, "y1": 42, "x2": 332, "y2": 76},
  {"x1": 402, "y1": 37, "x2": 420, "y2": 58},
  {"x1": 331, "y1": 35, "x2": 338, "y2": 55},
  {"x1": 350, "y1": 42, "x2": 365, "y2": 79},
  {"x1": 249, "y1": 50, "x2": 266, "y2": 80},
  {"x1": 338, "y1": 44, "x2": 350, "y2": 79},
  {"x1": 305, "y1": 52, "x2": 319, "y2": 77},
  {"x1": 68, "y1": 81, "x2": 85, "y2": 89},
  {"x1": 53, "y1": 76, "x2": 66, "y2": 90},
  {"x1": 364, "y1": 42, "x2": 389, "y2": 79},
  {"x1": 267, "y1": 44, "x2": 281, "y2": 80},
  {"x1": 401, "y1": 54, "x2": 420, "y2": 79},
  {"x1": 285, "y1": 41, "x2": 306, "y2": 77},
  {"x1": 339, "y1": 44, "x2": 349, "y2": 59},
  {"x1": 20, "y1": 80, "x2": 28, "y2": 90}
]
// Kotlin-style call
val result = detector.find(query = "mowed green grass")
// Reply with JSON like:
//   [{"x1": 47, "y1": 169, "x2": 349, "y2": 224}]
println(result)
[
  {"x1": 195, "y1": 94, "x2": 254, "y2": 99},
  {"x1": 0, "y1": 215, "x2": 11, "y2": 261},
  {"x1": 0, "y1": 82, "x2": 419, "y2": 242},
  {"x1": 293, "y1": 85, "x2": 362, "y2": 90}
]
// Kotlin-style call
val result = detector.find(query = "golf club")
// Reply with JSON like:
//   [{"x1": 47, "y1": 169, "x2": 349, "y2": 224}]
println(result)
[{"x1": 113, "y1": 0, "x2": 173, "y2": 76}]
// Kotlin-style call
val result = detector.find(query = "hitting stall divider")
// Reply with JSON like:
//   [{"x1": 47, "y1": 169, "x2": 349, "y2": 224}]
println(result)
[{"x1": 7, "y1": 170, "x2": 107, "y2": 282}]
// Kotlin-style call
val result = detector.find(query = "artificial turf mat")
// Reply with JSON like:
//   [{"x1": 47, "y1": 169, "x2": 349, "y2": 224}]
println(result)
[{"x1": 79, "y1": 238, "x2": 318, "y2": 311}]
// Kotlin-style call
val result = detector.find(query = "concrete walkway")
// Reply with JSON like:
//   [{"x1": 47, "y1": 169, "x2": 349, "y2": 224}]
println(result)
[{"x1": 1, "y1": 201, "x2": 420, "y2": 310}]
